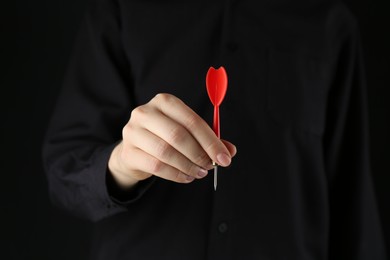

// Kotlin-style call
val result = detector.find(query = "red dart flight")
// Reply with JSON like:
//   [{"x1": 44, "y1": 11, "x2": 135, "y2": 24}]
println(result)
[{"x1": 206, "y1": 66, "x2": 228, "y2": 138}]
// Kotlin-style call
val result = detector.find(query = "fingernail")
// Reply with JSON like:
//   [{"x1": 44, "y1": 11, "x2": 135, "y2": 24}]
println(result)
[
  {"x1": 197, "y1": 168, "x2": 208, "y2": 178},
  {"x1": 186, "y1": 175, "x2": 195, "y2": 182},
  {"x1": 217, "y1": 153, "x2": 231, "y2": 166}
]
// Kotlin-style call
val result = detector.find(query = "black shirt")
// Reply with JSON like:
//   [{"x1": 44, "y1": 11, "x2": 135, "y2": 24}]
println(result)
[{"x1": 42, "y1": 0, "x2": 387, "y2": 259}]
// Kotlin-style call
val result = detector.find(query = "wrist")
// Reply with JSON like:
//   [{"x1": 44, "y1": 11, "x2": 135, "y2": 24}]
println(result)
[{"x1": 108, "y1": 142, "x2": 140, "y2": 190}]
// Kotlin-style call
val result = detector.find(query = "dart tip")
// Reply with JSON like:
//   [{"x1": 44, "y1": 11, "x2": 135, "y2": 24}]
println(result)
[{"x1": 214, "y1": 166, "x2": 218, "y2": 191}]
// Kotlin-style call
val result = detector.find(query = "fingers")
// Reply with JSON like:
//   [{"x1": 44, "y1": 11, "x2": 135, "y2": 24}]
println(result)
[
  {"x1": 221, "y1": 140, "x2": 237, "y2": 158},
  {"x1": 114, "y1": 93, "x2": 237, "y2": 186},
  {"x1": 123, "y1": 147, "x2": 196, "y2": 184},
  {"x1": 131, "y1": 104, "x2": 213, "y2": 171},
  {"x1": 129, "y1": 126, "x2": 210, "y2": 180},
  {"x1": 109, "y1": 140, "x2": 196, "y2": 187},
  {"x1": 149, "y1": 94, "x2": 233, "y2": 166}
]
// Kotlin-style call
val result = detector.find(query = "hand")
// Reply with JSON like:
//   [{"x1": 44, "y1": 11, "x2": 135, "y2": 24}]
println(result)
[{"x1": 108, "y1": 93, "x2": 237, "y2": 190}]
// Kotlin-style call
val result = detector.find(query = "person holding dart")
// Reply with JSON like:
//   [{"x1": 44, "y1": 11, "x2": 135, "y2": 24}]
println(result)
[{"x1": 42, "y1": 0, "x2": 387, "y2": 259}]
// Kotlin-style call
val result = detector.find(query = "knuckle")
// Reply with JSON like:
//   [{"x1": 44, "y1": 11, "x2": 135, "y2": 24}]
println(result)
[
  {"x1": 147, "y1": 157, "x2": 164, "y2": 174},
  {"x1": 167, "y1": 125, "x2": 186, "y2": 145},
  {"x1": 154, "y1": 140, "x2": 172, "y2": 159},
  {"x1": 173, "y1": 170, "x2": 184, "y2": 182},
  {"x1": 153, "y1": 93, "x2": 182, "y2": 109},
  {"x1": 193, "y1": 152, "x2": 211, "y2": 167},
  {"x1": 173, "y1": 171, "x2": 192, "y2": 184},
  {"x1": 184, "y1": 114, "x2": 201, "y2": 130},
  {"x1": 204, "y1": 140, "x2": 220, "y2": 154},
  {"x1": 186, "y1": 162, "x2": 200, "y2": 177},
  {"x1": 131, "y1": 105, "x2": 147, "y2": 121},
  {"x1": 122, "y1": 123, "x2": 132, "y2": 140},
  {"x1": 153, "y1": 93, "x2": 173, "y2": 103}
]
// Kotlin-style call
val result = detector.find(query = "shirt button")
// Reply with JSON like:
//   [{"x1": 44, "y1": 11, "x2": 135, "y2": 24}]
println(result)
[{"x1": 218, "y1": 222, "x2": 228, "y2": 233}]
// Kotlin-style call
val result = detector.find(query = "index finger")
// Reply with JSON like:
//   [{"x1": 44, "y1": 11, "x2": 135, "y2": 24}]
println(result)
[{"x1": 151, "y1": 93, "x2": 232, "y2": 167}]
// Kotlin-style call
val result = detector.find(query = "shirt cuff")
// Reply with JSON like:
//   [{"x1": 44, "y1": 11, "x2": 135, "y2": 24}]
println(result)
[
  {"x1": 103, "y1": 143, "x2": 156, "y2": 208},
  {"x1": 106, "y1": 173, "x2": 157, "y2": 207}
]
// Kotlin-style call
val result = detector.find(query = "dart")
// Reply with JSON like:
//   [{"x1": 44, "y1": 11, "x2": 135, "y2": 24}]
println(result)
[{"x1": 206, "y1": 66, "x2": 228, "y2": 191}]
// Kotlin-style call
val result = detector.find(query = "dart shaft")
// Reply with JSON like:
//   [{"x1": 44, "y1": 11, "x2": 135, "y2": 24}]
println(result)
[
  {"x1": 213, "y1": 106, "x2": 220, "y2": 138},
  {"x1": 213, "y1": 106, "x2": 219, "y2": 191}
]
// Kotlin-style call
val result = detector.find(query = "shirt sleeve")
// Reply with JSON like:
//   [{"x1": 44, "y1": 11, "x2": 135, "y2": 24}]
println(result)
[
  {"x1": 324, "y1": 9, "x2": 387, "y2": 259},
  {"x1": 42, "y1": 0, "x2": 152, "y2": 222}
]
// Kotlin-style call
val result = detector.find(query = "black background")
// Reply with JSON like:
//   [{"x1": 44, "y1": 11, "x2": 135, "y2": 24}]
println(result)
[{"x1": 1, "y1": 0, "x2": 389, "y2": 259}]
